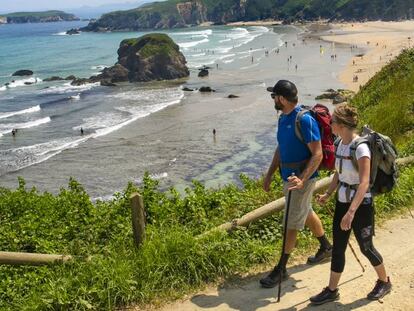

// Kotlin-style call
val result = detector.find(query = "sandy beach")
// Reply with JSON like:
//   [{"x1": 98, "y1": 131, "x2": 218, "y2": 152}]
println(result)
[
  {"x1": 226, "y1": 20, "x2": 282, "y2": 26},
  {"x1": 321, "y1": 21, "x2": 414, "y2": 91}
]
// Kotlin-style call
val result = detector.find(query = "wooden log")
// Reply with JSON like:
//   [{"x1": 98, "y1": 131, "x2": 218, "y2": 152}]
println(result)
[
  {"x1": 396, "y1": 156, "x2": 414, "y2": 166},
  {"x1": 203, "y1": 155, "x2": 414, "y2": 236},
  {"x1": 0, "y1": 251, "x2": 72, "y2": 265},
  {"x1": 130, "y1": 192, "x2": 146, "y2": 247},
  {"x1": 202, "y1": 175, "x2": 334, "y2": 235}
]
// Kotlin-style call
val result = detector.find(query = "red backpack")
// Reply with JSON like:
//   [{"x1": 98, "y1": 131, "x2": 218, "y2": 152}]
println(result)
[{"x1": 294, "y1": 104, "x2": 335, "y2": 170}]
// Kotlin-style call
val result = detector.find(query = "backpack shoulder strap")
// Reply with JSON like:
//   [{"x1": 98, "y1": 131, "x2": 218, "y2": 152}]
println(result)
[
  {"x1": 294, "y1": 107, "x2": 310, "y2": 145},
  {"x1": 334, "y1": 137, "x2": 342, "y2": 150},
  {"x1": 349, "y1": 137, "x2": 370, "y2": 171}
]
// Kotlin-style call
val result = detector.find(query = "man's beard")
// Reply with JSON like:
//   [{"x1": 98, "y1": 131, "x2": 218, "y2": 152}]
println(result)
[{"x1": 274, "y1": 102, "x2": 283, "y2": 111}]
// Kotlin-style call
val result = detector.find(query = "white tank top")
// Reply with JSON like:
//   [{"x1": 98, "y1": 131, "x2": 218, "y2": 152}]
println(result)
[{"x1": 336, "y1": 136, "x2": 372, "y2": 203}]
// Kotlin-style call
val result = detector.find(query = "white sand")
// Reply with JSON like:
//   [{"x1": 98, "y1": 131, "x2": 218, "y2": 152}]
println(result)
[{"x1": 321, "y1": 21, "x2": 414, "y2": 91}]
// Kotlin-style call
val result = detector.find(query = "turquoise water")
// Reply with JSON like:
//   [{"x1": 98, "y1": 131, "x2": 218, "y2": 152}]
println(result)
[
  {"x1": 0, "y1": 21, "x2": 281, "y2": 182},
  {"x1": 0, "y1": 21, "x2": 354, "y2": 197}
]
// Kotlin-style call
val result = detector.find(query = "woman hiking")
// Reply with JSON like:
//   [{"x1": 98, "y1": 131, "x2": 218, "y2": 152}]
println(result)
[{"x1": 310, "y1": 103, "x2": 391, "y2": 305}]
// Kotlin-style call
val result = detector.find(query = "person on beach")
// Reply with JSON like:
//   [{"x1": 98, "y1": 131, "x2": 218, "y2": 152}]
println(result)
[
  {"x1": 310, "y1": 104, "x2": 391, "y2": 305},
  {"x1": 260, "y1": 80, "x2": 332, "y2": 288}
]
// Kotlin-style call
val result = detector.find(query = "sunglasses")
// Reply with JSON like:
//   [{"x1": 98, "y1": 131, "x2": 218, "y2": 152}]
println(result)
[{"x1": 270, "y1": 93, "x2": 277, "y2": 99}]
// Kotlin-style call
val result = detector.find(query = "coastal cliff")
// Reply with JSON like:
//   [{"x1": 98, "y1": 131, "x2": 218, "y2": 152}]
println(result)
[
  {"x1": 81, "y1": 0, "x2": 249, "y2": 31},
  {"x1": 81, "y1": 0, "x2": 414, "y2": 31},
  {"x1": 3, "y1": 11, "x2": 79, "y2": 24}
]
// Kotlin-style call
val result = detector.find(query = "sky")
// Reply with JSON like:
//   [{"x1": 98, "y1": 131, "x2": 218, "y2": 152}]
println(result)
[{"x1": 0, "y1": 0, "x2": 143, "y2": 13}]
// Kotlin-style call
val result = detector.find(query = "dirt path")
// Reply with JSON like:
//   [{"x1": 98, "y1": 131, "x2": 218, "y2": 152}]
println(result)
[{"x1": 154, "y1": 214, "x2": 414, "y2": 310}]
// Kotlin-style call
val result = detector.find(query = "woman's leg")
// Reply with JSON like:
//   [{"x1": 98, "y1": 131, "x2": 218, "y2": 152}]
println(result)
[
  {"x1": 352, "y1": 201, "x2": 385, "y2": 278},
  {"x1": 352, "y1": 200, "x2": 391, "y2": 300},
  {"x1": 310, "y1": 201, "x2": 351, "y2": 305},
  {"x1": 330, "y1": 201, "x2": 352, "y2": 288}
]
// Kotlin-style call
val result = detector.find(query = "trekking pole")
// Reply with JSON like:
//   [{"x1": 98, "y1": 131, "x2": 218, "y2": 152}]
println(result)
[
  {"x1": 406, "y1": 206, "x2": 414, "y2": 219},
  {"x1": 326, "y1": 206, "x2": 365, "y2": 273},
  {"x1": 277, "y1": 173, "x2": 294, "y2": 303}
]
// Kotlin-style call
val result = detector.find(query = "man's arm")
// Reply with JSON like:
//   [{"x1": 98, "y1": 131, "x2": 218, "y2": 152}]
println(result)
[
  {"x1": 300, "y1": 140, "x2": 323, "y2": 182},
  {"x1": 288, "y1": 140, "x2": 322, "y2": 190},
  {"x1": 263, "y1": 147, "x2": 280, "y2": 192}
]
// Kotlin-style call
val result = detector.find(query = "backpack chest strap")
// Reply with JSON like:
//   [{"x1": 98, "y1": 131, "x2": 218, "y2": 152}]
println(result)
[{"x1": 335, "y1": 154, "x2": 352, "y2": 174}]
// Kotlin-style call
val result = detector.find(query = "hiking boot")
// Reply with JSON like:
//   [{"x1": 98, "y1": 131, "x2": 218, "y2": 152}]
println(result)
[
  {"x1": 307, "y1": 247, "x2": 332, "y2": 265},
  {"x1": 367, "y1": 277, "x2": 392, "y2": 300},
  {"x1": 310, "y1": 287, "x2": 340, "y2": 305},
  {"x1": 259, "y1": 266, "x2": 288, "y2": 288}
]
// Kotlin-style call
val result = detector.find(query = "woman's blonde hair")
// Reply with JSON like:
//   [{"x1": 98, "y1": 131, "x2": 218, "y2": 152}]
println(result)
[{"x1": 333, "y1": 103, "x2": 358, "y2": 129}]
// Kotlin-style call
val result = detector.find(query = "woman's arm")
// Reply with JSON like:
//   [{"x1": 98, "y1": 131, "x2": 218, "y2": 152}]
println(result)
[{"x1": 316, "y1": 171, "x2": 339, "y2": 205}]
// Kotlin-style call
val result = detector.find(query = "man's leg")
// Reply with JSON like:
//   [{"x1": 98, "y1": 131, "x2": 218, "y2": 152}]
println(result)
[{"x1": 260, "y1": 229, "x2": 297, "y2": 288}]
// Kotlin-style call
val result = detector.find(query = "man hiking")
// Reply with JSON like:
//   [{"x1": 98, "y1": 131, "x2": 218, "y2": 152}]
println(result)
[{"x1": 260, "y1": 80, "x2": 332, "y2": 288}]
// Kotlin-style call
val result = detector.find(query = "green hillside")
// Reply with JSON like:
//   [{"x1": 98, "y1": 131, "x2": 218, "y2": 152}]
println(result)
[
  {"x1": 82, "y1": 0, "x2": 414, "y2": 31},
  {"x1": 352, "y1": 49, "x2": 414, "y2": 146}
]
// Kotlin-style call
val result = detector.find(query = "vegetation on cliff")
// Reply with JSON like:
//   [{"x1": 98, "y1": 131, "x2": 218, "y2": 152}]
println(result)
[
  {"x1": 352, "y1": 48, "x2": 414, "y2": 146},
  {"x1": 81, "y1": 0, "x2": 414, "y2": 31},
  {"x1": 74, "y1": 33, "x2": 189, "y2": 85},
  {"x1": 2, "y1": 10, "x2": 79, "y2": 23},
  {"x1": 1, "y1": 48, "x2": 414, "y2": 310}
]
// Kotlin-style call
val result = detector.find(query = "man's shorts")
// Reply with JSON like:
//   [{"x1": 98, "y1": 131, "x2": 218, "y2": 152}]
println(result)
[{"x1": 282, "y1": 178, "x2": 316, "y2": 230}]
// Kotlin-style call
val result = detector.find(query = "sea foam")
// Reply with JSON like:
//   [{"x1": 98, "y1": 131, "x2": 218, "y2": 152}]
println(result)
[{"x1": 0, "y1": 105, "x2": 41, "y2": 120}]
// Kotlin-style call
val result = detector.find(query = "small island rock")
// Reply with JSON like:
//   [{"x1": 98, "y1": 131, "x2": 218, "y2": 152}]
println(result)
[
  {"x1": 199, "y1": 86, "x2": 215, "y2": 92},
  {"x1": 12, "y1": 70, "x2": 33, "y2": 76},
  {"x1": 198, "y1": 69, "x2": 209, "y2": 77}
]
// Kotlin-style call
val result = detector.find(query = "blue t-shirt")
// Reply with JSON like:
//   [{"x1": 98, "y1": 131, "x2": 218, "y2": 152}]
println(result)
[{"x1": 277, "y1": 105, "x2": 321, "y2": 181}]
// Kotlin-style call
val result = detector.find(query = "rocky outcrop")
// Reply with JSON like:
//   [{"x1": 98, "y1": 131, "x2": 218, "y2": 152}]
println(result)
[
  {"x1": 176, "y1": 1, "x2": 207, "y2": 25},
  {"x1": 315, "y1": 89, "x2": 355, "y2": 105},
  {"x1": 12, "y1": 70, "x2": 33, "y2": 76},
  {"x1": 198, "y1": 68, "x2": 209, "y2": 77},
  {"x1": 182, "y1": 87, "x2": 195, "y2": 91},
  {"x1": 44, "y1": 76, "x2": 65, "y2": 81},
  {"x1": 199, "y1": 86, "x2": 215, "y2": 92},
  {"x1": 0, "y1": 17, "x2": 7, "y2": 24},
  {"x1": 66, "y1": 28, "x2": 80, "y2": 35},
  {"x1": 94, "y1": 64, "x2": 129, "y2": 83},
  {"x1": 80, "y1": 0, "x2": 246, "y2": 31},
  {"x1": 70, "y1": 33, "x2": 189, "y2": 86}
]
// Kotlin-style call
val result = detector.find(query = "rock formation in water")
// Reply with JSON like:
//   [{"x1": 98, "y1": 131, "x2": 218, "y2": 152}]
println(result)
[{"x1": 70, "y1": 33, "x2": 189, "y2": 86}]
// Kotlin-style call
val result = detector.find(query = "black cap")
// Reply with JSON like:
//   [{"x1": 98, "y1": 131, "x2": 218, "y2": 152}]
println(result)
[{"x1": 266, "y1": 80, "x2": 298, "y2": 101}]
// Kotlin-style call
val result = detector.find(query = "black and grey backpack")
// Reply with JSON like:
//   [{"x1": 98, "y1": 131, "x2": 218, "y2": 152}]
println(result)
[{"x1": 335, "y1": 125, "x2": 398, "y2": 195}]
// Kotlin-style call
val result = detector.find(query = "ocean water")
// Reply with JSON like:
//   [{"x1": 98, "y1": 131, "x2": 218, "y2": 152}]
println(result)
[
  {"x1": 0, "y1": 21, "x2": 353, "y2": 197},
  {"x1": 0, "y1": 22, "x2": 277, "y2": 174}
]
